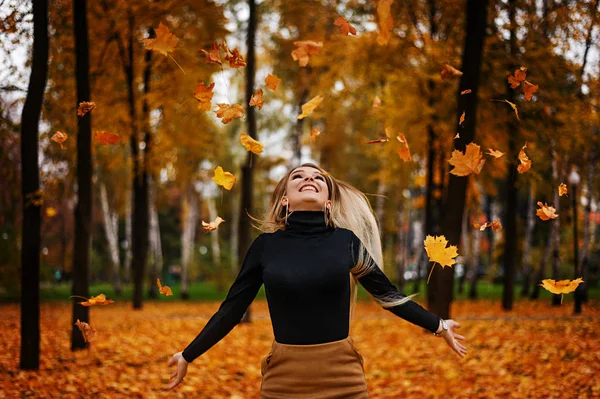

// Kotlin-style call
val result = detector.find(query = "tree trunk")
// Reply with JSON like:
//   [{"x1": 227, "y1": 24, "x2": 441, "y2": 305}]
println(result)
[
  {"x1": 239, "y1": 0, "x2": 258, "y2": 324},
  {"x1": 230, "y1": 190, "x2": 240, "y2": 275},
  {"x1": 207, "y1": 196, "x2": 224, "y2": 292},
  {"x1": 468, "y1": 217, "x2": 482, "y2": 299},
  {"x1": 100, "y1": 183, "x2": 121, "y2": 295},
  {"x1": 71, "y1": 0, "x2": 93, "y2": 350},
  {"x1": 520, "y1": 184, "x2": 535, "y2": 297},
  {"x1": 395, "y1": 199, "x2": 405, "y2": 291},
  {"x1": 458, "y1": 210, "x2": 470, "y2": 294},
  {"x1": 550, "y1": 148, "x2": 562, "y2": 306},
  {"x1": 147, "y1": 177, "x2": 162, "y2": 298},
  {"x1": 180, "y1": 186, "x2": 199, "y2": 299},
  {"x1": 428, "y1": 0, "x2": 488, "y2": 319},
  {"x1": 575, "y1": 146, "x2": 595, "y2": 311},
  {"x1": 124, "y1": 188, "x2": 132, "y2": 283},
  {"x1": 530, "y1": 213, "x2": 554, "y2": 299},
  {"x1": 20, "y1": 0, "x2": 49, "y2": 370}
]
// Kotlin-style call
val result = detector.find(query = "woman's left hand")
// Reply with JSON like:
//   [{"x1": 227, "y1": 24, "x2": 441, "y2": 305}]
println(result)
[{"x1": 440, "y1": 320, "x2": 467, "y2": 358}]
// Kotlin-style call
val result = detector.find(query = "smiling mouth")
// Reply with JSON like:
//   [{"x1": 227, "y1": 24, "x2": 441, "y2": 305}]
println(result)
[{"x1": 299, "y1": 185, "x2": 318, "y2": 193}]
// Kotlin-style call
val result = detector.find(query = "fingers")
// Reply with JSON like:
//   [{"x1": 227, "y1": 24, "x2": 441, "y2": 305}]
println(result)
[
  {"x1": 170, "y1": 371, "x2": 177, "y2": 380},
  {"x1": 167, "y1": 376, "x2": 182, "y2": 390},
  {"x1": 168, "y1": 355, "x2": 176, "y2": 367},
  {"x1": 454, "y1": 333, "x2": 465, "y2": 341}
]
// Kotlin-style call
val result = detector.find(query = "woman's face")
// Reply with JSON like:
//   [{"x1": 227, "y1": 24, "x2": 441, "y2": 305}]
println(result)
[{"x1": 283, "y1": 166, "x2": 330, "y2": 211}]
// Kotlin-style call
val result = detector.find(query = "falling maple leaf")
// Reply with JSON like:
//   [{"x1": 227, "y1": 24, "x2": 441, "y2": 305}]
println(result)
[
  {"x1": 493, "y1": 99, "x2": 520, "y2": 120},
  {"x1": 448, "y1": 143, "x2": 486, "y2": 176},
  {"x1": 77, "y1": 101, "x2": 96, "y2": 117},
  {"x1": 539, "y1": 278, "x2": 583, "y2": 303},
  {"x1": 376, "y1": 0, "x2": 394, "y2": 46},
  {"x1": 372, "y1": 96, "x2": 382, "y2": 109},
  {"x1": 396, "y1": 134, "x2": 411, "y2": 162},
  {"x1": 461, "y1": 89, "x2": 472, "y2": 95},
  {"x1": 202, "y1": 216, "x2": 225, "y2": 232},
  {"x1": 473, "y1": 219, "x2": 502, "y2": 232},
  {"x1": 297, "y1": 95, "x2": 323, "y2": 119},
  {"x1": 199, "y1": 41, "x2": 222, "y2": 65},
  {"x1": 508, "y1": 67, "x2": 527, "y2": 88},
  {"x1": 194, "y1": 82, "x2": 215, "y2": 111},
  {"x1": 215, "y1": 104, "x2": 244, "y2": 124},
  {"x1": 224, "y1": 46, "x2": 247, "y2": 68},
  {"x1": 143, "y1": 23, "x2": 178, "y2": 56},
  {"x1": 249, "y1": 89, "x2": 264, "y2": 110},
  {"x1": 240, "y1": 133, "x2": 263, "y2": 154},
  {"x1": 74, "y1": 319, "x2": 96, "y2": 343},
  {"x1": 51, "y1": 131, "x2": 68, "y2": 149},
  {"x1": 157, "y1": 278, "x2": 173, "y2": 296},
  {"x1": 94, "y1": 131, "x2": 121, "y2": 146},
  {"x1": 459, "y1": 111, "x2": 465, "y2": 126},
  {"x1": 536, "y1": 201, "x2": 558, "y2": 221},
  {"x1": 517, "y1": 143, "x2": 531, "y2": 173},
  {"x1": 265, "y1": 74, "x2": 280, "y2": 91},
  {"x1": 213, "y1": 166, "x2": 236, "y2": 190},
  {"x1": 291, "y1": 40, "x2": 323, "y2": 67},
  {"x1": 558, "y1": 183, "x2": 567, "y2": 197},
  {"x1": 45, "y1": 207, "x2": 57, "y2": 218},
  {"x1": 72, "y1": 293, "x2": 114, "y2": 306},
  {"x1": 523, "y1": 80, "x2": 539, "y2": 101},
  {"x1": 441, "y1": 64, "x2": 463, "y2": 80},
  {"x1": 486, "y1": 149, "x2": 505, "y2": 158},
  {"x1": 334, "y1": 15, "x2": 357, "y2": 36},
  {"x1": 310, "y1": 127, "x2": 321, "y2": 143},
  {"x1": 423, "y1": 235, "x2": 458, "y2": 283}
]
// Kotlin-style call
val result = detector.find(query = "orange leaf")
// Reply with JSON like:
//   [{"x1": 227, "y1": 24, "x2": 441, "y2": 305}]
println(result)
[
  {"x1": 517, "y1": 143, "x2": 531, "y2": 173},
  {"x1": 240, "y1": 133, "x2": 263, "y2": 154},
  {"x1": 367, "y1": 138, "x2": 389, "y2": 144},
  {"x1": 76, "y1": 294, "x2": 114, "y2": 306},
  {"x1": 215, "y1": 104, "x2": 244, "y2": 124},
  {"x1": 202, "y1": 216, "x2": 225, "y2": 232},
  {"x1": 249, "y1": 89, "x2": 264, "y2": 110},
  {"x1": 265, "y1": 74, "x2": 280, "y2": 91},
  {"x1": 45, "y1": 207, "x2": 57, "y2": 218},
  {"x1": 441, "y1": 64, "x2": 463, "y2": 80},
  {"x1": 461, "y1": 89, "x2": 472, "y2": 95},
  {"x1": 291, "y1": 40, "x2": 323, "y2": 67},
  {"x1": 223, "y1": 45, "x2": 247, "y2": 68},
  {"x1": 536, "y1": 201, "x2": 558, "y2": 221},
  {"x1": 157, "y1": 278, "x2": 173, "y2": 296},
  {"x1": 297, "y1": 95, "x2": 323, "y2": 119},
  {"x1": 448, "y1": 143, "x2": 486, "y2": 176},
  {"x1": 194, "y1": 82, "x2": 215, "y2": 111},
  {"x1": 539, "y1": 278, "x2": 583, "y2": 295},
  {"x1": 473, "y1": 219, "x2": 502, "y2": 232},
  {"x1": 143, "y1": 22, "x2": 178, "y2": 56},
  {"x1": 74, "y1": 319, "x2": 96, "y2": 342},
  {"x1": 523, "y1": 80, "x2": 539, "y2": 101},
  {"x1": 424, "y1": 235, "x2": 458, "y2": 283},
  {"x1": 51, "y1": 131, "x2": 68, "y2": 149},
  {"x1": 310, "y1": 127, "x2": 321, "y2": 143},
  {"x1": 199, "y1": 41, "x2": 222, "y2": 65},
  {"x1": 213, "y1": 166, "x2": 236, "y2": 190},
  {"x1": 459, "y1": 111, "x2": 465, "y2": 126},
  {"x1": 77, "y1": 101, "x2": 96, "y2": 117},
  {"x1": 376, "y1": 0, "x2": 394, "y2": 46},
  {"x1": 486, "y1": 148, "x2": 505, "y2": 159},
  {"x1": 558, "y1": 183, "x2": 567, "y2": 197},
  {"x1": 396, "y1": 134, "x2": 412, "y2": 162},
  {"x1": 94, "y1": 131, "x2": 121, "y2": 146},
  {"x1": 508, "y1": 66, "x2": 527, "y2": 88},
  {"x1": 334, "y1": 15, "x2": 357, "y2": 36}
]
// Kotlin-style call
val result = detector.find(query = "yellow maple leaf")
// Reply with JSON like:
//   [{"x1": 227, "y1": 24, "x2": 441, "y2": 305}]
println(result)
[
  {"x1": 536, "y1": 201, "x2": 558, "y2": 221},
  {"x1": 291, "y1": 40, "x2": 323, "y2": 67},
  {"x1": 494, "y1": 99, "x2": 520, "y2": 120},
  {"x1": 265, "y1": 74, "x2": 280, "y2": 91},
  {"x1": 157, "y1": 278, "x2": 173, "y2": 296},
  {"x1": 71, "y1": 293, "x2": 114, "y2": 306},
  {"x1": 310, "y1": 127, "x2": 321, "y2": 143},
  {"x1": 77, "y1": 101, "x2": 96, "y2": 117},
  {"x1": 143, "y1": 23, "x2": 178, "y2": 56},
  {"x1": 215, "y1": 104, "x2": 244, "y2": 124},
  {"x1": 213, "y1": 166, "x2": 236, "y2": 190},
  {"x1": 297, "y1": 95, "x2": 323, "y2": 119},
  {"x1": 424, "y1": 235, "x2": 458, "y2": 283},
  {"x1": 486, "y1": 149, "x2": 505, "y2": 159},
  {"x1": 194, "y1": 82, "x2": 215, "y2": 111},
  {"x1": 202, "y1": 216, "x2": 225, "y2": 232},
  {"x1": 539, "y1": 278, "x2": 583, "y2": 303},
  {"x1": 376, "y1": 0, "x2": 394, "y2": 46},
  {"x1": 558, "y1": 183, "x2": 567, "y2": 197},
  {"x1": 240, "y1": 133, "x2": 263, "y2": 154},
  {"x1": 441, "y1": 64, "x2": 463, "y2": 80},
  {"x1": 448, "y1": 143, "x2": 486, "y2": 176},
  {"x1": 249, "y1": 89, "x2": 264, "y2": 110},
  {"x1": 517, "y1": 143, "x2": 531, "y2": 173}
]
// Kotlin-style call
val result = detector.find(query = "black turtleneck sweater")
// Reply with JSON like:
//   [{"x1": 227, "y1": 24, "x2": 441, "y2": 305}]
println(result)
[{"x1": 182, "y1": 210, "x2": 440, "y2": 363}]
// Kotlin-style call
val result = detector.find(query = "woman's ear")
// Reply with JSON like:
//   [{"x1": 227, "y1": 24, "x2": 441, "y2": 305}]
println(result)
[{"x1": 281, "y1": 196, "x2": 288, "y2": 206}]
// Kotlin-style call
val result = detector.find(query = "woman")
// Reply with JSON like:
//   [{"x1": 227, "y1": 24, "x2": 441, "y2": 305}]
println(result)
[{"x1": 167, "y1": 163, "x2": 466, "y2": 397}]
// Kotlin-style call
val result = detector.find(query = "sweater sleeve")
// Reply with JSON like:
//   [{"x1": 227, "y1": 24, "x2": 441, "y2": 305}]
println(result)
[
  {"x1": 182, "y1": 234, "x2": 265, "y2": 363},
  {"x1": 348, "y1": 231, "x2": 440, "y2": 333}
]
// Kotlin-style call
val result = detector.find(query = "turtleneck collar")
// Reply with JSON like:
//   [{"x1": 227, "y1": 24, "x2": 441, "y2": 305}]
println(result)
[{"x1": 285, "y1": 210, "x2": 330, "y2": 234}]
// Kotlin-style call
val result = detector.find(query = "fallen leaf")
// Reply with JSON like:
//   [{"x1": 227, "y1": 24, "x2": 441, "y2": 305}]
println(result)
[
  {"x1": 143, "y1": 22, "x2": 178, "y2": 56},
  {"x1": 424, "y1": 235, "x2": 458, "y2": 283},
  {"x1": 441, "y1": 64, "x2": 463, "y2": 80},
  {"x1": 297, "y1": 95, "x2": 323, "y2": 119},
  {"x1": 496, "y1": 99, "x2": 520, "y2": 120},
  {"x1": 459, "y1": 111, "x2": 465, "y2": 126},
  {"x1": 213, "y1": 166, "x2": 236, "y2": 190},
  {"x1": 194, "y1": 82, "x2": 215, "y2": 111},
  {"x1": 376, "y1": 0, "x2": 394, "y2": 46},
  {"x1": 74, "y1": 319, "x2": 96, "y2": 342},
  {"x1": 508, "y1": 66, "x2": 527, "y2": 88},
  {"x1": 558, "y1": 183, "x2": 567, "y2": 197},
  {"x1": 202, "y1": 216, "x2": 225, "y2": 232},
  {"x1": 334, "y1": 15, "x2": 357, "y2": 36},
  {"x1": 486, "y1": 148, "x2": 505, "y2": 158},
  {"x1": 461, "y1": 89, "x2": 472, "y2": 95},
  {"x1": 94, "y1": 131, "x2": 121, "y2": 146},
  {"x1": 77, "y1": 101, "x2": 96, "y2": 117},
  {"x1": 517, "y1": 143, "x2": 531, "y2": 173},
  {"x1": 265, "y1": 74, "x2": 280, "y2": 91},
  {"x1": 51, "y1": 131, "x2": 68, "y2": 149},
  {"x1": 249, "y1": 89, "x2": 264, "y2": 110},
  {"x1": 310, "y1": 127, "x2": 321, "y2": 143},
  {"x1": 291, "y1": 40, "x2": 323, "y2": 67},
  {"x1": 396, "y1": 134, "x2": 411, "y2": 162},
  {"x1": 240, "y1": 133, "x2": 263, "y2": 154},
  {"x1": 223, "y1": 45, "x2": 246, "y2": 68},
  {"x1": 215, "y1": 104, "x2": 244, "y2": 124},
  {"x1": 539, "y1": 278, "x2": 583, "y2": 303},
  {"x1": 199, "y1": 41, "x2": 222, "y2": 65},
  {"x1": 157, "y1": 278, "x2": 173, "y2": 296},
  {"x1": 473, "y1": 219, "x2": 502, "y2": 232},
  {"x1": 536, "y1": 201, "x2": 558, "y2": 221},
  {"x1": 75, "y1": 294, "x2": 114, "y2": 306},
  {"x1": 448, "y1": 143, "x2": 486, "y2": 176},
  {"x1": 523, "y1": 80, "x2": 539, "y2": 101}
]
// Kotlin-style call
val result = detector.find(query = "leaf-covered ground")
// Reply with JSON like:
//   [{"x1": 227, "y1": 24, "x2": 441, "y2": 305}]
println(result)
[{"x1": 1, "y1": 299, "x2": 599, "y2": 398}]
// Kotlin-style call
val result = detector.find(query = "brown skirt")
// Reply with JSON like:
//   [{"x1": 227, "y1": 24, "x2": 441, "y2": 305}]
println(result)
[{"x1": 260, "y1": 336, "x2": 369, "y2": 399}]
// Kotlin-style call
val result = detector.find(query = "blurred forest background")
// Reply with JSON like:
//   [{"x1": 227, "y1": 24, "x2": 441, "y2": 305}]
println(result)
[{"x1": 1, "y1": 0, "x2": 600, "y2": 373}]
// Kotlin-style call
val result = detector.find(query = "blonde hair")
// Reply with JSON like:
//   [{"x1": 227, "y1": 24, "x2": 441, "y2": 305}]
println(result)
[{"x1": 252, "y1": 163, "x2": 415, "y2": 322}]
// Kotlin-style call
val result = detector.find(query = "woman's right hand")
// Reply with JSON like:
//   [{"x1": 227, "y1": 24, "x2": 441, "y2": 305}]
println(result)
[{"x1": 166, "y1": 351, "x2": 189, "y2": 390}]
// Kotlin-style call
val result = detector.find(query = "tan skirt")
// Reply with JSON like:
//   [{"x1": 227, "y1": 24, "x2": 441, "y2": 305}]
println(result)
[{"x1": 260, "y1": 336, "x2": 369, "y2": 399}]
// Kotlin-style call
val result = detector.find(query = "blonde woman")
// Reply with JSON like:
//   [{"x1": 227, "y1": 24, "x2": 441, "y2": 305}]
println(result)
[{"x1": 167, "y1": 163, "x2": 466, "y2": 398}]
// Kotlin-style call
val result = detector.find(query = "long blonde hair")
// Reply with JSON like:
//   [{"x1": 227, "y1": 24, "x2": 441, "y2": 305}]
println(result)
[{"x1": 252, "y1": 163, "x2": 414, "y2": 322}]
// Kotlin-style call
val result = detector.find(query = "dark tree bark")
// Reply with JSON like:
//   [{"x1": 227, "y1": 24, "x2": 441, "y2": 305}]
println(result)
[
  {"x1": 20, "y1": 0, "x2": 49, "y2": 370},
  {"x1": 71, "y1": 0, "x2": 93, "y2": 350},
  {"x1": 239, "y1": 0, "x2": 257, "y2": 324},
  {"x1": 428, "y1": 0, "x2": 488, "y2": 319}
]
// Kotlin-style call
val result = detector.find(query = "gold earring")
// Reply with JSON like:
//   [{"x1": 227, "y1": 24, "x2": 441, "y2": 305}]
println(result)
[
  {"x1": 324, "y1": 201, "x2": 332, "y2": 227},
  {"x1": 282, "y1": 198, "x2": 290, "y2": 225}
]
